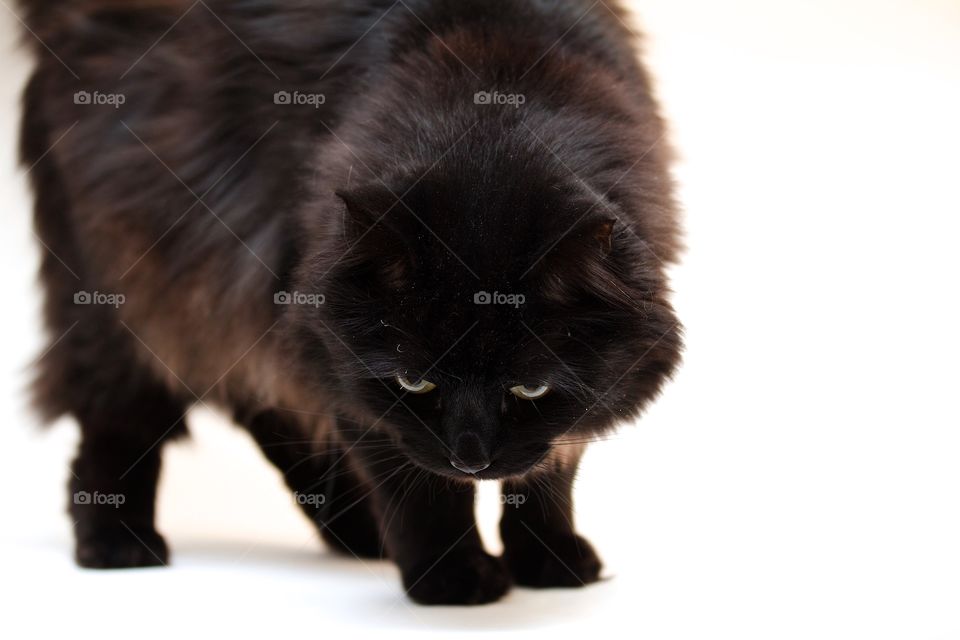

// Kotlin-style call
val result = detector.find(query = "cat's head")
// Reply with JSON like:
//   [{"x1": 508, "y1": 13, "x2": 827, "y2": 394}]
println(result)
[{"x1": 293, "y1": 155, "x2": 682, "y2": 480}]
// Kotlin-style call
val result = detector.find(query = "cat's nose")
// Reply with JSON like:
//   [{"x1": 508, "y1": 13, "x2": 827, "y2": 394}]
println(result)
[
  {"x1": 450, "y1": 458, "x2": 491, "y2": 475},
  {"x1": 449, "y1": 432, "x2": 490, "y2": 475}
]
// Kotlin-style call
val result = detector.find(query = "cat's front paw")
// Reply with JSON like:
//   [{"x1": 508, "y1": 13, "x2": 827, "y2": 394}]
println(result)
[
  {"x1": 75, "y1": 525, "x2": 169, "y2": 569},
  {"x1": 504, "y1": 532, "x2": 602, "y2": 588},
  {"x1": 402, "y1": 547, "x2": 512, "y2": 605}
]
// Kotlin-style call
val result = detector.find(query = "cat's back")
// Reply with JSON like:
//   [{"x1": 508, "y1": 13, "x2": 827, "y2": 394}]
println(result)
[
  {"x1": 18, "y1": 0, "x2": 396, "y2": 329},
  {"x1": 20, "y1": 0, "x2": 389, "y2": 253},
  {"x1": 18, "y1": 0, "x2": 398, "y2": 407}
]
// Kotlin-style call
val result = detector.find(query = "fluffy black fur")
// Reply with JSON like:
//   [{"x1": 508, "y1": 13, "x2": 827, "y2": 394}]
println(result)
[{"x1": 18, "y1": 0, "x2": 682, "y2": 605}]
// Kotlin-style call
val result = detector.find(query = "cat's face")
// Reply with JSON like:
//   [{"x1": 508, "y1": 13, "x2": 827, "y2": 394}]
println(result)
[{"x1": 301, "y1": 166, "x2": 681, "y2": 480}]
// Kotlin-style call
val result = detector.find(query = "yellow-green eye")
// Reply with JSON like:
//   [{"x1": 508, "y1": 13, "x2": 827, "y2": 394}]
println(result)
[
  {"x1": 509, "y1": 384, "x2": 551, "y2": 400},
  {"x1": 397, "y1": 376, "x2": 437, "y2": 394}
]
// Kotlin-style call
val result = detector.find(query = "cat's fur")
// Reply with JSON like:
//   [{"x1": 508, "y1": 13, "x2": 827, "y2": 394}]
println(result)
[{"x1": 18, "y1": 0, "x2": 682, "y2": 604}]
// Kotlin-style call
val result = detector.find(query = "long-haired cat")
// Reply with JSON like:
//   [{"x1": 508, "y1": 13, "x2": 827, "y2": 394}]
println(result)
[{"x1": 18, "y1": 0, "x2": 682, "y2": 604}]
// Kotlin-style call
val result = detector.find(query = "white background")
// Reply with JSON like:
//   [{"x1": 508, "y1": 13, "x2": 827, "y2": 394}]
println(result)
[{"x1": 1, "y1": 0, "x2": 959, "y2": 638}]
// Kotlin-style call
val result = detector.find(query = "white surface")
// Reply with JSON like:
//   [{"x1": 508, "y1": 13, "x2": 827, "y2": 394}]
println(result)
[{"x1": 1, "y1": 1, "x2": 959, "y2": 638}]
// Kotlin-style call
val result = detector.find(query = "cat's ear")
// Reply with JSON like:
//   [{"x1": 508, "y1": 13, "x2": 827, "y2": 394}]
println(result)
[
  {"x1": 546, "y1": 181, "x2": 620, "y2": 259},
  {"x1": 535, "y1": 215, "x2": 625, "y2": 305},
  {"x1": 575, "y1": 217, "x2": 616, "y2": 255},
  {"x1": 549, "y1": 216, "x2": 618, "y2": 262},
  {"x1": 335, "y1": 184, "x2": 399, "y2": 233},
  {"x1": 334, "y1": 185, "x2": 414, "y2": 289}
]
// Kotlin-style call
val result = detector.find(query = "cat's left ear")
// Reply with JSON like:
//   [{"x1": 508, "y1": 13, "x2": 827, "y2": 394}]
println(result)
[
  {"x1": 533, "y1": 211, "x2": 630, "y2": 306},
  {"x1": 549, "y1": 181, "x2": 622, "y2": 259},
  {"x1": 575, "y1": 217, "x2": 616, "y2": 255},
  {"x1": 546, "y1": 214, "x2": 619, "y2": 264}
]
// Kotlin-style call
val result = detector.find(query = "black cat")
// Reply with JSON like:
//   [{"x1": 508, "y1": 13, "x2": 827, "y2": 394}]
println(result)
[{"x1": 18, "y1": 0, "x2": 682, "y2": 604}]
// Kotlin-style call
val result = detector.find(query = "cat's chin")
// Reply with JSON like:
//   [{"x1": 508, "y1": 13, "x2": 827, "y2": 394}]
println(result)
[
  {"x1": 399, "y1": 443, "x2": 556, "y2": 482},
  {"x1": 441, "y1": 467, "x2": 520, "y2": 482},
  {"x1": 409, "y1": 457, "x2": 545, "y2": 482}
]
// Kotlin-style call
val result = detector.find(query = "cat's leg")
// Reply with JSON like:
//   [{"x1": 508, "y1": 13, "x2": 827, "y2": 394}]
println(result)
[
  {"x1": 243, "y1": 409, "x2": 384, "y2": 558},
  {"x1": 70, "y1": 392, "x2": 186, "y2": 568},
  {"x1": 499, "y1": 450, "x2": 603, "y2": 588},
  {"x1": 47, "y1": 312, "x2": 190, "y2": 570},
  {"x1": 354, "y1": 446, "x2": 512, "y2": 605},
  {"x1": 28, "y1": 250, "x2": 185, "y2": 569}
]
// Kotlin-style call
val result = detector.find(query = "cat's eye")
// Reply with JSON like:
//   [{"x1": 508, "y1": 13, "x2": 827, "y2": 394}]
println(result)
[
  {"x1": 509, "y1": 384, "x2": 551, "y2": 400},
  {"x1": 396, "y1": 376, "x2": 437, "y2": 394}
]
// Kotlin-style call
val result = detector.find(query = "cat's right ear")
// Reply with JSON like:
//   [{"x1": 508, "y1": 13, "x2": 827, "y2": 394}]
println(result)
[
  {"x1": 334, "y1": 185, "x2": 414, "y2": 289},
  {"x1": 335, "y1": 185, "x2": 399, "y2": 234}
]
